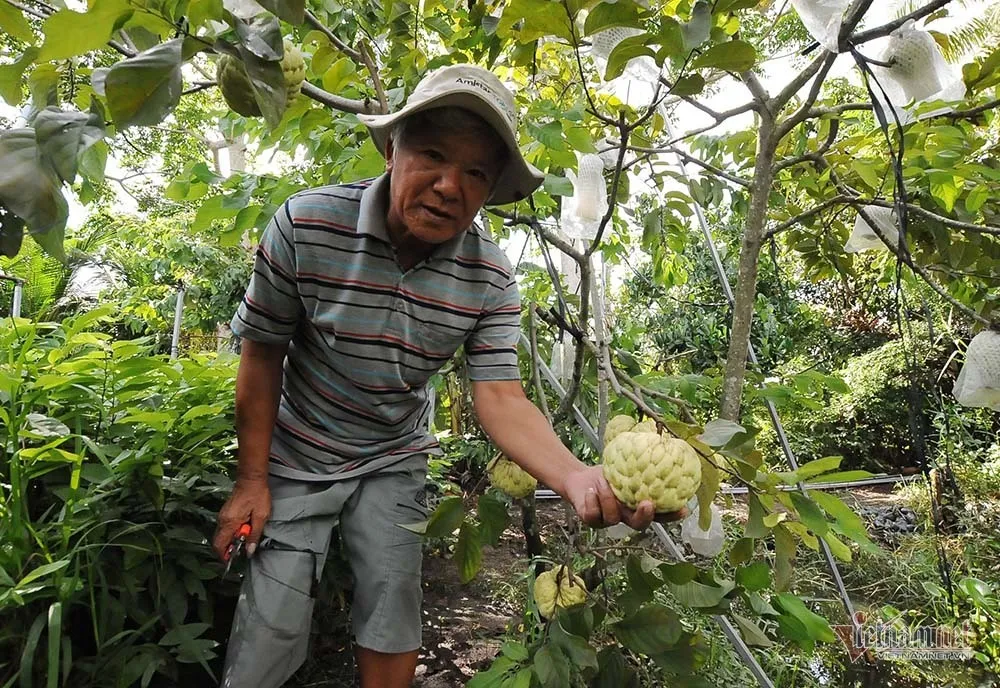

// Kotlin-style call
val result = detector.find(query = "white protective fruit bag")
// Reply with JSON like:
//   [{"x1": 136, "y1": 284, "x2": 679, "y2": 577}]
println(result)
[
  {"x1": 562, "y1": 153, "x2": 608, "y2": 240},
  {"x1": 680, "y1": 499, "x2": 724, "y2": 558},
  {"x1": 954, "y1": 330, "x2": 1000, "y2": 411},
  {"x1": 790, "y1": 0, "x2": 851, "y2": 53},
  {"x1": 871, "y1": 20, "x2": 966, "y2": 124},
  {"x1": 844, "y1": 205, "x2": 899, "y2": 253}
]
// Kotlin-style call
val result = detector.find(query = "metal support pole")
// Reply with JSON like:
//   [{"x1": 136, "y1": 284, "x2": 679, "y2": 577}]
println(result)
[
  {"x1": 665, "y1": 124, "x2": 861, "y2": 636},
  {"x1": 518, "y1": 334, "x2": 776, "y2": 688},
  {"x1": 170, "y1": 284, "x2": 185, "y2": 359},
  {"x1": 12, "y1": 281, "x2": 22, "y2": 318}
]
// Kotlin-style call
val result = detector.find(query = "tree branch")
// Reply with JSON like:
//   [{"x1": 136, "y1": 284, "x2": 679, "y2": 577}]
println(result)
[
  {"x1": 358, "y1": 38, "x2": 388, "y2": 114},
  {"x1": 586, "y1": 116, "x2": 629, "y2": 255},
  {"x1": 528, "y1": 306, "x2": 552, "y2": 422},
  {"x1": 851, "y1": 0, "x2": 955, "y2": 45},
  {"x1": 774, "y1": 118, "x2": 840, "y2": 173},
  {"x1": 304, "y1": 9, "x2": 362, "y2": 61},
  {"x1": 942, "y1": 97, "x2": 1000, "y2": 121},
  {"x1": 844, "y1": 197, "x2": 1000, "y2": 237},
  {"x1": 649, "y1": 145, "x2": 752, "y2": 187},
  {"x1": 764, "y1": 194, "x2": 855, "y2": 239},
  {"x1": 489, "y1": 209, "x2": 584, "y2": 263},
  {"x1": 771, "y1": 52, "x2": 830, "y2": 113},
  {"x1": 300, "y1": 81, "x2": 378, "y2": 115},
  {"x1": 776, "y1": 52, "x2": 838, "y2": 137}
]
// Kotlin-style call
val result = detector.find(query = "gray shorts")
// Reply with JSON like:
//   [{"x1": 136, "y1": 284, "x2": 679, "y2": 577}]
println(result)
[{"x1": 220, "y1": 454, "x2": 428, "y2": 688}]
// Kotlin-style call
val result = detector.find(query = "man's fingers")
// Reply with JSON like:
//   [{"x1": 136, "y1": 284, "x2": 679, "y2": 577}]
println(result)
[
  {"x1": 583, "y1": 488, "x2": 601, "y2": 526},
  {"x1": 654, "y1": 506, "x2": 689, "y2": 524},
  {"x1": 595, "y1": 476, "x2": 622, "y2": 526},
  {"x1": 622, "y1": 500, "x2": 655, "y2": 530}
]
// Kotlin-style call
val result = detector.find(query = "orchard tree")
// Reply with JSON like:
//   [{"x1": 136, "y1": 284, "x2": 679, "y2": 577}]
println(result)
[{"x1": 2, "y1": 0, "x2": 1000, "y2": 683}]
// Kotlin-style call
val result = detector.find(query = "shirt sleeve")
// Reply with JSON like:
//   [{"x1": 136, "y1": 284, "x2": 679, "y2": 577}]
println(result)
[
  {"x1": 230, "y1": 202, "x2": 303, "y2": 344},
  {"x1": 465, "y1": 267, "x2": 522, "y2": 382}
]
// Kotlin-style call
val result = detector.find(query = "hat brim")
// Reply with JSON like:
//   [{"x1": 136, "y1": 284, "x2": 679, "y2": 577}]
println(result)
[{"x1": 357, "y1": 92, "x2": 544, "y2": 206}]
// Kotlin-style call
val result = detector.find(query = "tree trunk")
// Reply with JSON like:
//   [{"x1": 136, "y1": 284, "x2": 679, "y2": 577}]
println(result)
[{"x1": 719, "y1": 118, "x2": 777, "y2": 421}]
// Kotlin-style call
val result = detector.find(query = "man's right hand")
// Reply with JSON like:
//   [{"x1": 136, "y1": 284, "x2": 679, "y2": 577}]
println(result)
[{"x1": 214, "y1": 478, "x2": 272, "y2": 561}]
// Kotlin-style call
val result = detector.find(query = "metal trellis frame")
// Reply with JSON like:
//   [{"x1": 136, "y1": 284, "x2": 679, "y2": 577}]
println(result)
[{"x1": 0, "y1": 272, "x2": 24, "y2": 318}]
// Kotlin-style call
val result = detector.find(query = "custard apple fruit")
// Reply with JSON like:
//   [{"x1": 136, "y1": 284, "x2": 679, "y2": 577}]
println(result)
[
  {"x1": 533, "y1": 566, "x2": 587, "y2": 618},
  {"x1": 216, "y1": 41, "x2": 306, "y2": 117},
  {"x1": 602, "y1": 431, "x2": 701, "y2": 513},
  {"x1": 489, "y1": 456, "x2": 537, "y2": 499},
  {"x1": 604, "y1": 414, "x2": 637, "y2": 447},
  {"x1": 216, "y1": 53, "x2": 261, "y2": 117},
  {"x1": 631, "y1": 419, "x2": 657, "y2": 434}
]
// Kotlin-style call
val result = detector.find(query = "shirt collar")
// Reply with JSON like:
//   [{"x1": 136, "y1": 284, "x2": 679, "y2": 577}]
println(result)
[{"x1": 356, "y1": 172, "x2": 475, "y2": 264}]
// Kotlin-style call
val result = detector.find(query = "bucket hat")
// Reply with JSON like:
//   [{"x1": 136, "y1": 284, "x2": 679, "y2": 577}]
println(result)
[{"x1": 357, "y1": 64, "x2": 544, "y2": 205}]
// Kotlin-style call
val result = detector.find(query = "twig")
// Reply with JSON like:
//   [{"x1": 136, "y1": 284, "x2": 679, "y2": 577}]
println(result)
[
  {"x1": 658, "y1": 146, "x2": 751, "y2": 187},
  {"x1": 182, "y1": 81, "x2": 216, "y2": 96},
  {"x1": 851, "y1": 0, "x2": 955, "y2": 45},
  {"x1": 764, "y1": 194, "x2": 855, "y2": 239},
  {"x1": 304, "y1": 9, "x2": 361, "y2": 62},
  {"x1": 942, "y1": 97, "x2": 1000, "y2": 121},
  {"x1": 773, "y1": 118, "x2": 840, "y2": 173},
  {"x1": 528, "y1": 306, "x2": 552, "y2": 422},
  {"x1": 489, "y1": 209, "x2": 584, "y2": 263},
  {"x1": 586, "y1": 114, "x2": 628, "y2": 255},
  {"x1": 357, "y1": 38, "x2": 388, "y2": 114},
  {"x1": 300, "y1": 81, "x2": 378, "y2": 115}
]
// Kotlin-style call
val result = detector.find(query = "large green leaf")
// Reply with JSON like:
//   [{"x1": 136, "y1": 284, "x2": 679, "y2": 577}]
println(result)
[
  {"x1": 498, "y1": 0, "x2": 573, "y2": 43},
  {"x1": 789, "y1": 492, "x2": 829, "y2": 536},
  {"x1": 666, "y1": 578, "x2": 734, "y2": 608},
  {"x1": 773, "y1": 593, "x2": 836, "y2": 642},
  {"x1": 105, "y1": 39, "x2": 185, "y2": 128},
  {"x1": 477, "y1": 492, "x2": 507, "y2": 547},
  {"x1": 0, "y1": 48, "x2": 38, "y2": 106},
  {"x1": 424, "y1": 495, "x2": 465, "y2": 537},
  {"x1": 0, "y1": 128, "x2": 68, "y2": 259},
  {"x1": 583, "y1": 0, "x2": 643, "y2": 36},
  {"x1": 257, "y1": 0, "x2": 304, "y2": 24},
  {"x1": 612, "y1": 604, "x2": 683, "y2": 655},
  {"x1": 550, "y1": 618, "x2": 598, "y2": 672},
  {"x1": 33, "y1": 107, "x2": 106, "y2": 184},
  {"x1": 37, "y1": 0, "x2": 133, "y2": 62},
  {"x1": 810, "y1": 490, "x2": 879, "y2": 553},
  {"x1": 0, "y1": 1, "x2": 34, "y2": 43},
  {"x1": 532, "y1": 645, "x2": 570, "y2": 687},
  {"x1": 0, "y1": 205, "x2": 26, "y2": 257},
  {"x1": 593, "y1": 647, "x2": 633, "y2": 688},
  {"x1": 691, "y1": 39, "x2": 756, "y2": 72},
  {"x1": 604, "y1": 34, "x2": 655, "y2": 81},
  {"x1": 233, "y1": 12, "x2": 283, "y2": 60},
  {"x1": 732, "y1": 612, "x2": 774, "y2": 647},
  {"x1": 454, "y1": 520, "x2": 482, "y2": 583}
]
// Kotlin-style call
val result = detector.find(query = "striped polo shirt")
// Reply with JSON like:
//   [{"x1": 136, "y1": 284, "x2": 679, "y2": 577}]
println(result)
[{"x1": 230, "y1": 173, "x2": 522, "y2": 481}]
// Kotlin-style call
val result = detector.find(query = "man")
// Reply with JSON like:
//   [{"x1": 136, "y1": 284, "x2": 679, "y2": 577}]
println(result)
[{"x1": 214, "y1": 65, "x2": 666, "y2": 688}]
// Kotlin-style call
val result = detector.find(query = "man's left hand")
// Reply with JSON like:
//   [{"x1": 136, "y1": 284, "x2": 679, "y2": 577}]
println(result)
[{"x1": 563, "y1": 465, "x2": 686, "y2": 530}]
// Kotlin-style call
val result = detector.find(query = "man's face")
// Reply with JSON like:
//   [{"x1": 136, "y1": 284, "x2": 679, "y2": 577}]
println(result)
[{"x1": 385, "y1": 124, "x2": 505, "y2": 246}]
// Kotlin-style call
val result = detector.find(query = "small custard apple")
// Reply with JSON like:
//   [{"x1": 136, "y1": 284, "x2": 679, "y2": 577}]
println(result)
[
  {"x1": 489, "y1": 456, "x2": 537, "y2": 499},
  {"x1": 216, "y1": 40, "x2": 306, "y2": 117},
  {"x1": 604, "y1": 415, "x2": 657, "y2": 447},
  {"x1": 602, "y1": 431, "x2": 701, "y2": 513},
  {"x1": 533, "y1": 566, "x2": 587, "y2": 619}
]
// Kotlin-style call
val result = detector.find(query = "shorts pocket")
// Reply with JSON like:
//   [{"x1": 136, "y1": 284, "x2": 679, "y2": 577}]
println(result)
[{"x1": 247, "y1": 549, "x2": 316, "y2": 636}]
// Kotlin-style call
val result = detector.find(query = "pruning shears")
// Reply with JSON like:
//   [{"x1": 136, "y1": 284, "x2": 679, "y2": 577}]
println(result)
[{"x1": 223, "y1": 523, "x2": 252, "y2": 576}]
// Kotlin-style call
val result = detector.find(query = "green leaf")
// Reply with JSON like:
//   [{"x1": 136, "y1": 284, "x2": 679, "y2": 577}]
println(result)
[
  {"x1": 745, "y1": 493, "x2": 768, "y2": 539},
  {"x1": 804, "y1": 470, "x2": 873, "y2": 484},
  {"x1": 810, "y1": 491, "x2": 878, "y2": 553},
  {"x1": 789, "y1": 492, "x2": 829, "y2": 536},
  {"x1": 698, "y1": 419, "x2": 745, "y2": 447},
  {"x1": 851, "y1": 159, "x2": 882, "y2": 191},
  {"x1": 929, "y1": 171, "x2": 960, "y2": 212},
  {"x1": 0, "y1": 128, "x2": 68, "y2": 259},
  {"x1": 776, "y1": 455, "x2": 842, "y2": 485},
  {"x1": 729, "y1": 537, "x2": 753, "y2": 566},
  {"x1": 732, "y1": 612, "x2": 774, "y2": 647},
  {"x1": 0, "y1": 1, "x2": 35, "y2": 43},
  {"x1": 696, "y1": 457, "x2": 720, "y2": 530},
  {"x1": 736, "y1": 562, "x2": 770, "y2": 592},
  {"x1": 33, "y1": 106, "x2": 105, "y2": 184},
  {"x1": 532, "y1": 645, "x2": 570, "y2": 687},
  {"x1": 105, "y1": 39, "x2": 184, "y2": 128},
  {"x1": 822, "y1": 531, "x2": 852, "y2": 561},
  {"x1": 0, "y1": 206, "x2": 25, "y2": 258},
  {"x1": 424, "y1": 495, "x2": 465, "y2": 537},
  {"x1": 498, "y1": 0, "x2": 573, "y2": 43},
  {"x1": 583, "y1": 0, "x2": 643, "y2": 36},
  {"x1": 773, "y1": 593, "x2": 835, "y2": 642},
  {"x1": 454, "y1": 520, "x2": 483, "y2": 583},
  {"x1": 550, "y1": 617, "x2": 598, "y2": 672},
  {"x1": 25, "y1": 413, "x2": 71, "y2": 438},
  {"x1": 717, "y1": 0, "x2": 761, "y2": 11},
  {"x1": 604, "y1": 35, "x2": 655, "y2": 81},
  {"x1": 20, "y1": 611, "x2": 46, "y2": 688},
  {"x1": 477, "y1": 492, "x2": 507, "y2": 547},
  {"x1": 47, "y1": 602, "x2": 62, "y2": 688},
  {"x1": 666, "y1": 578, "x2": 734, "y2": 608},
  {"x1": 669, "y1": 73, "x2": 705, "y2": 96},
  {"x1": 257, "y1": 0, "x2": 304, "y2": 24},
  {"x1": 690, "y1": 40, "x2": 756, "y2": 72},
  {"x1": 237, "y1": 46, "x2": 288, "y2": 128},
  {"x1": 508, "y1": 668, "x2": 533, "y2": 688},
  {"x1": 322, "y1": 56, "x2": 357, "y2": 93},
  {"x1": 17, "y1": 559, "x2": 70, "y2": 588},
  {"x1": 612, "y1": 604, "x2": 683, "y2": 655},
  {"x1": 773, "y1": 524, "x2": 795, "y2": 591},
  {"x1": 966, "y1": 185, "x2": 989, "y2": 212},
  {"x1": 500, "y1": 641, "x2": 529, "y2": 662},
  {"x1": 37, "y1": 0, "x2": 133, "y2": 62},
  {"x1": 593, "y1": 646, "x2": 632, "y2": 688},
  {"x1": 0, "y1": 48, "x2": 39, "y2": 106},
  {"x1": 529, "y1": 121, "x2": 565, "y2": 151},
  {"x1": 564, "y1": 126, "x2": 596, "y2": 153}
]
